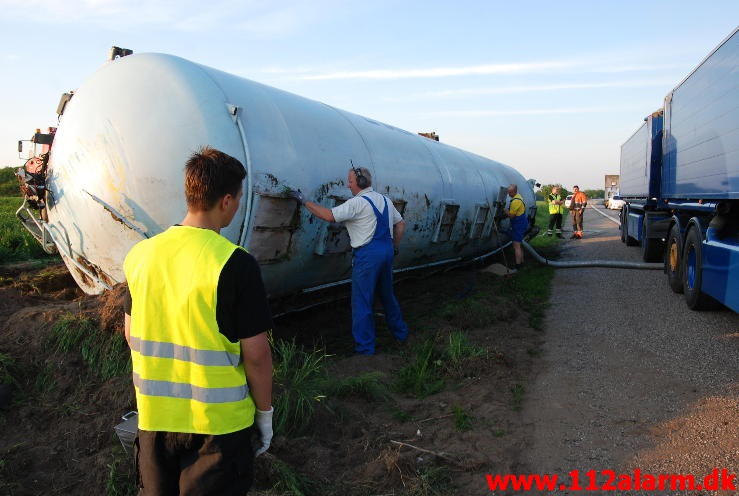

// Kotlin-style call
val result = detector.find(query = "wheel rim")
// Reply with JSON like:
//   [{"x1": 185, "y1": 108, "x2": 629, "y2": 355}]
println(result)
[
  {"x1": 686, "y1": 244, "x2": 697, "y2": 290},
  {"x1": 669, "y1": 241, "x2": 679, "y2": 272}
]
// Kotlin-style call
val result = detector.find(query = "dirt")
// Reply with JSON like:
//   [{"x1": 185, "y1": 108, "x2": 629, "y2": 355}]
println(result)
[
  {"x1": 0, "y1": 265, "x2": 135, "y2": 495},
  {"x1": 0, "y1": 256, "x2": 546, "y2": 495}
]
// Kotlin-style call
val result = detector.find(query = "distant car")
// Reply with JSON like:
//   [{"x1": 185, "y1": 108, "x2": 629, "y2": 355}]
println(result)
[
  {"x1": 564, "y1": 195, "x2": 572, "y2": 208},
  {"x1": 607, "y1": 198, "x2": 625, "y2": 210}
]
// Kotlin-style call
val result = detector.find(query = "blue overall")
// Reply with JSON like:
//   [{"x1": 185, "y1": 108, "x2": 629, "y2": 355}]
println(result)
[
  {"x1": 351, "y1": 196, "x2": 409, "y2": 354},
  {"x1": 509, "y1": 198, "x2": 529, "y2": 242}
]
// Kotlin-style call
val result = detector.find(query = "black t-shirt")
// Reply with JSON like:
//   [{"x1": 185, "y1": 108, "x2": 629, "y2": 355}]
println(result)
[{"x1": 124, "y1": 249, "x2": 273, "y2": 342}]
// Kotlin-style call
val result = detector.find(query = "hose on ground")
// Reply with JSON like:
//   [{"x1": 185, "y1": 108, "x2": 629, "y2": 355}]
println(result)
[{"x1": 521, "y1": 240, "x2": 663, "y2": 270}]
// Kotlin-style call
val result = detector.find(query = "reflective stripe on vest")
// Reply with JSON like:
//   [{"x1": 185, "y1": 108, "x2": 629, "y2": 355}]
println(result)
[
  {"x1": 130, "y1": 337, "x2": 241, "y2": 367},
  {"x1": 124, "y1": 225, "x2": 255, "y2": 435},
  {"x1": 133, "y1": 372, "x2": 249, "y2": 403}
]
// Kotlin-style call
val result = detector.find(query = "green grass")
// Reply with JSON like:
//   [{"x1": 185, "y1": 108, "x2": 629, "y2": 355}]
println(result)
[
  {"x1": 503, "y1": 265, "x2": 555, "y2": 330},
  {"x1": 529, "y1": 200, "x2": 564, "y2": 252},
  {"x1": 0, "y1": 196, "x2": 52, "y2": 263},
  {"x1": 394, "y1": 339, "x2": 445, "y2": 399},
  {"x1": 510, "y1": 383, "x2": 525, "y2": 411},
  {"x1": 445, "y1": 331, "x2": 485, "y2": 366},
  {"x1": 271, "y1": 458, "x2": 318, "y2": 496},
  {"x1": 325, "y1": 371, "x2": 390, "y2": 403},
  {"x1": 0, "y1": 352, "x2": 15, "y2": 386},
  {"x1": 271, "y1": 337, "x2": 329, "y2": 437},
  {"x1": 105, "y1": 443, "x2": 136, "y2": 496},
  {"x1": 452, "y1": 405, "x2": 472, "y2": 432},
  {"x1": 0, "y1": 168, "x2": 18, "y2": 196},
  {"x1": 409, "y1": 466, "x2": 454, "y2": 496},
  {"x1": 50, "y1": 313, "x2": 131, "y2": 380}
]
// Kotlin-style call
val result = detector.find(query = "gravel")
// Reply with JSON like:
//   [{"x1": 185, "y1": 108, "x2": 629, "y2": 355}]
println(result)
[{"x1": 520, "y1": 206, "x2": 738, "y2": 495}]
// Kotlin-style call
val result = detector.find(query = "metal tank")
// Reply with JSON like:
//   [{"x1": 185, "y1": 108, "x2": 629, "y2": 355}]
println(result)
[{"x1": 36, "y1": 52, "x2": 536, "y2": 296}]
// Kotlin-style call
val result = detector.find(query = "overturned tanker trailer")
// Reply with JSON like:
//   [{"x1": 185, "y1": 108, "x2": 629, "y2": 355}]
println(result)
[{"x1": 16, "y1": 50, "x2": 537, "y2": 298}]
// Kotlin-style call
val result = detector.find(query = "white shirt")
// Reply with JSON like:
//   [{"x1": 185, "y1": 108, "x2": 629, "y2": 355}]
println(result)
[{"x1": 331, "y1": 187, "x2": 403, "y2": 248}]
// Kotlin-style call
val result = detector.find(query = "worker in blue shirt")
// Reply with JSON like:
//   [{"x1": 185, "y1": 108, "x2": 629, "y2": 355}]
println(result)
[{"x1": 288, "y1": 167, "x2": 409, "y2": 354}]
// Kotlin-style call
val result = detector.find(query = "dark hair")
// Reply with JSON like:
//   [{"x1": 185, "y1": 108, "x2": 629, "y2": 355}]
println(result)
[
  {"x1": 573, "y1": 185, "x2": 579, "y2": 189},
  {"x1": 184, "y1": 147, "x2": 246, "y2": 210}
]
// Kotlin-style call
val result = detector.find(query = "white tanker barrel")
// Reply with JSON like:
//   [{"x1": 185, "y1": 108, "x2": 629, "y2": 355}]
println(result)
[{"x1": 45, "y1": 53, "x2": 535, "y2": 296}]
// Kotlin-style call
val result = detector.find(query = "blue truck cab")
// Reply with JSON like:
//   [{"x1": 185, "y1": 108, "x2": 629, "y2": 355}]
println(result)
[{"x1": 619, "y1": 27, "x2": 739, "y2": 312}]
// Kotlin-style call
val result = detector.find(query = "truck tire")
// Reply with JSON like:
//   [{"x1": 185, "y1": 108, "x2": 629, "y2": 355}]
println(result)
[
  {"x1": 641, "y1": 219, "x2": 663, "y2": 262},
  {"x1": 666, "y1": 224, "x2": 683, "y2": 294},
  {"x1": 682, "y1": 227, "x2": 720, "y2": 310}
]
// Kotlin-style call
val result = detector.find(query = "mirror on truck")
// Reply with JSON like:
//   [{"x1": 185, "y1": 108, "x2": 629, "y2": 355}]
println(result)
[{"x1": 17, "y1": 140, "x2": 22, "y2": 153}]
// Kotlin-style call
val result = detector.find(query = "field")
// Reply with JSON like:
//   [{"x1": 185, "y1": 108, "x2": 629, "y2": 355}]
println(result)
[
  {"x1": 0, "y1": 196, "x2": 54, "y2": 264},
  {"x1": 0, "y1": 196, "x2": 561, "y2": 495}
]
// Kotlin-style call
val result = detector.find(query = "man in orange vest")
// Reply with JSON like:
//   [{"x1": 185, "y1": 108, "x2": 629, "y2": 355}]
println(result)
[{"x1": 569, "y1": 185, "x2": 588, "y2": 239}]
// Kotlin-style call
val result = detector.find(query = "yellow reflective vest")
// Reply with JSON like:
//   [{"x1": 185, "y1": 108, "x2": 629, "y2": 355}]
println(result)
[
  {"x1": 547, "y1": 193, "x2": 566, "y2": 215},
  {"x1": 124, "y1": 226, "x2": 256, "y2": 434}
]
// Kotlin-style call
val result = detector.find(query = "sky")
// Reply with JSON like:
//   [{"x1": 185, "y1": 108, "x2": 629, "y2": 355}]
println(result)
[{"x1": 1, "y1": 0, "x2": 737, "y2": 189}]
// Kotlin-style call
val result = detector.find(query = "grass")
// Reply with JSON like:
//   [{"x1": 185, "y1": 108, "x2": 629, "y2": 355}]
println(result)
[
  {"x1": 0, "y1": 352, "x2": 15, "y2": 386},
  {"x1": 105, "y1": 442, "x2": 136, "y2": 496},
  {"x1": 452, "y1": 405, "x2": 472, "y2": 432},
  {"x1": 49, "y1": 313, "x2": 131, "y2": 380},
  {"x1": 0, "y1": 196, "x2": 53, "y2": 264},
  {"x1": 394, "y1": 339, "x2": 445, "y2": 399},
  {"x1": 510, "y1": 383, "x2": 525, "y2": 411},
  {"x1": 271, "y1": 337, "x2": 329, "y2": 437},
  {"x1": 502, "y1": 265, "x2": 555, "y2": 330},
  {"x1": 446, "y1": 331, "x2": 485, "y2": 366},
  {"x1": 271, "y1": 458, "x2": 318, "y2": 496},
  {"x1": 409, "y1": 466, "x2": 454, "y2": 496},
  {"x1": 325, "y1": 371, "x2": 390, "y2": 403},
  {"x1": 529, "y1": 200, "x2": 565, "y2": 253}
]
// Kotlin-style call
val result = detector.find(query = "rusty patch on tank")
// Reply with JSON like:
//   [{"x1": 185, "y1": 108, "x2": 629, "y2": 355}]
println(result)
[{"x1": 75, "y1": 255, "x2": 116, "y2": 288}]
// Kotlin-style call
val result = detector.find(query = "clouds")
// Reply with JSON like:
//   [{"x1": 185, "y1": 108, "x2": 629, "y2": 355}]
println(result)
[
  {"x1": 0, "y1": 0, "x2": 326, "y2": 37},
  {"x1": 298, "y1": 60, "x2": 576, "y2": 80},
  {"x1": 387, "y1": 79, "x2": 675, "y2": 101}
]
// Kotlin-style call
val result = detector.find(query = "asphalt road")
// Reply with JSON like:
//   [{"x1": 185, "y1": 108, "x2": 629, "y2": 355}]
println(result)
[{"x1": 521, "y1": 206, "x2": 739, "y2": 495}]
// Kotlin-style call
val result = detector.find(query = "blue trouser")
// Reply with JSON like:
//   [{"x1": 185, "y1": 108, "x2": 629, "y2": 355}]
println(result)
[{"x1": 351, "y1": 240, "x2": 409, "y2": 354}]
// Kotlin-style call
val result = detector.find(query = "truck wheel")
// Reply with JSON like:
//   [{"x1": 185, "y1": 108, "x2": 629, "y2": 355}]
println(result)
[
  {"x1": 666, "y1": 225, "x2": 683, "y2": 293},
  {"x1": 624, "y1": 207, "x2": 638, "y2": 246},
  {"x1": 641, "y1": 220, "x2": 662, "y2": 262},
  {"x1": 682, "y1": 227, "x2": 720, "y2": 310}
]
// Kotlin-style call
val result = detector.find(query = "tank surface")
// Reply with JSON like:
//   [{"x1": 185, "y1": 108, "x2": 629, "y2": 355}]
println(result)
[{"x1": 46, "y1": 53, "x2": 535, "y2": 296}]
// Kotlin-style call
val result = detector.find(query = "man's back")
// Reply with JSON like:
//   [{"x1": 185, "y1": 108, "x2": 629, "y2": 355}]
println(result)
[{"x1": 125, "y1": 225, "x2": 256, "y2": 435}]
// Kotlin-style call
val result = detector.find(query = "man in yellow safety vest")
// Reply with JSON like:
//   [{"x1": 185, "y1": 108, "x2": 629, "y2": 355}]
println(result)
[
  {"x1": 546, "y1": 185, "x2": 566, "y2": 238},
  {"x1": 123, "y1": 147, "x2": 274, "y2": 495}
]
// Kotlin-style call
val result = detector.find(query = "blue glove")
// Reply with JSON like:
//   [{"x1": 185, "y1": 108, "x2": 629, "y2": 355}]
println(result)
[{"x1": 287, "y1": 189, "x2": 305, "y2": 205}]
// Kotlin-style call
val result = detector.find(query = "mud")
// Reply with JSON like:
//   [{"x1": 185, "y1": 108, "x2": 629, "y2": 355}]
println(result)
[{"x1": 1, "y1": 256, "x2": 545, "y2": 495}]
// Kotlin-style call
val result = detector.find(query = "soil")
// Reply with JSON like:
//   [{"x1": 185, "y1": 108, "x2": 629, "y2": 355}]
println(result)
[{"x1": 0, "y1": 256, "x2": 546, "y2": 495}]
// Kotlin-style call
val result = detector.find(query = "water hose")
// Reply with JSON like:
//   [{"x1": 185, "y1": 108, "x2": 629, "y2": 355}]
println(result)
[{"x1": 521, "y1": 240, "x2": 663, "y2": 270}]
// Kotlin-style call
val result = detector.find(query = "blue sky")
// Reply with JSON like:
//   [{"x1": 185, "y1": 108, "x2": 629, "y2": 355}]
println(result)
[{"x1": 1, "y1": 0, "x2": 737, "y2": 189}]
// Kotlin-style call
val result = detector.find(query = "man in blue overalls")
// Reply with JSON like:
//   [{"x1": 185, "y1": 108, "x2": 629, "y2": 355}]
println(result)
[{"x1": 289, "y1": 167, "x2": 409, "y2": 354}]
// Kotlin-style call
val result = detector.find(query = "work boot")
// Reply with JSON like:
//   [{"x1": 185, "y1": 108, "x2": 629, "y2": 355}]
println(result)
[{"x1": 546, "y1": 230, "x2": 552, "y2": 236}]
